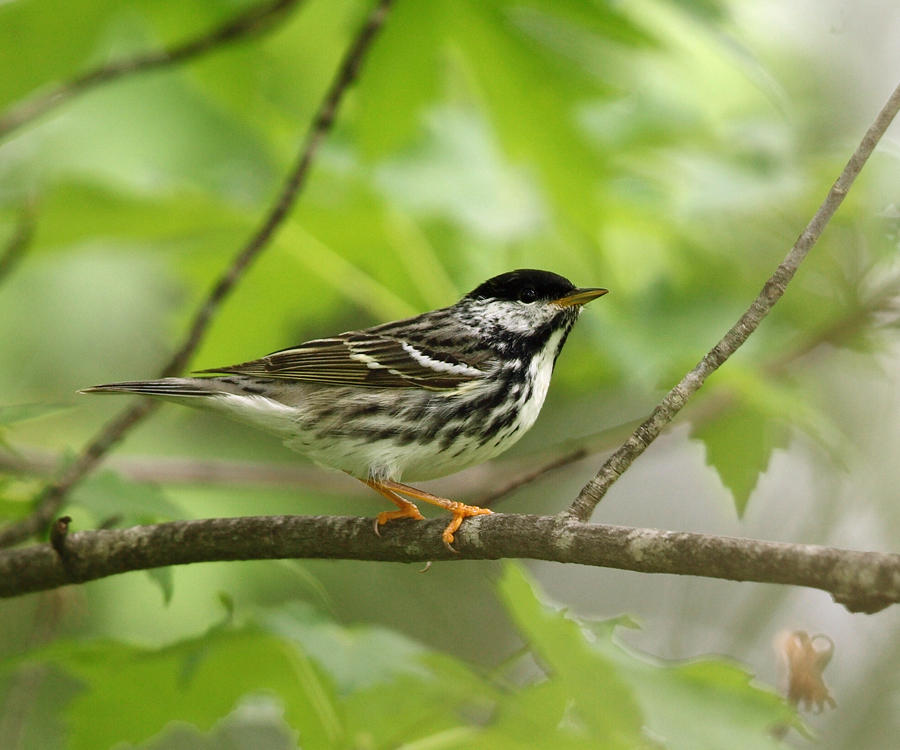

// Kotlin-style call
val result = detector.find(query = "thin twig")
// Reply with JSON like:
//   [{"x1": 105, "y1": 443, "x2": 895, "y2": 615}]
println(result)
[
  {"x1": 566, "y1": 81, "x2": 900, "y2": 522},
  {"x1": 0, "y1": 0, "x2": 303, "y2": 139},
  {"x1": 1, "y1": 513, "x2": 897, "y2": 614},
  {"x1": 0, "y1": 0, "x2": 395, "y2": 549}
]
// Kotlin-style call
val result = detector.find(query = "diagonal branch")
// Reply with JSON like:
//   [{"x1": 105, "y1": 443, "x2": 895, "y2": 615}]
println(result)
[
  {"x1": 0, "y1": 0, "x2": 303, "y2": 139},
  {"x1": 0, "y1": 0, "x2": 395, "y2": 549},
  {"x1": 566, "y1": 80, "x2": 900, "y2": 522},
  {"x1": 1, "y1": 513, "x2": 897, "y2": 614}
]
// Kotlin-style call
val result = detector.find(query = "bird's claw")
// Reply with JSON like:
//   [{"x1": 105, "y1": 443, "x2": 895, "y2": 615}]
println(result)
[
  {"x1": 367, "y1": 479, "x2": 492, "y2": 550},
  {"x1": 373, "y1": 505, "x2": 425, "y2": 538},
  {"x1": 441, "y1": 505, "x2": 493, "y2": 552}
]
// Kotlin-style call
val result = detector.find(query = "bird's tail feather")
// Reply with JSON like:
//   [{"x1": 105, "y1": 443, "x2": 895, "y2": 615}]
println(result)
[{"x1": 79, "y1": 378, "x2": 221, "y2": 398}]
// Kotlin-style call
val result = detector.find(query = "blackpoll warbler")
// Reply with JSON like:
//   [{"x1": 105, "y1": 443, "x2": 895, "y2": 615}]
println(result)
[{"x1": 82, "y1": 269, "x2": 607, "y2": 549}]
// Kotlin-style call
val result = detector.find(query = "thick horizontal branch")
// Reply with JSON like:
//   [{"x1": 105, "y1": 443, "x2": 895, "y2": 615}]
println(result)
[{"x1": 1, "y1": 514, "x2": 897, "y2": 614}]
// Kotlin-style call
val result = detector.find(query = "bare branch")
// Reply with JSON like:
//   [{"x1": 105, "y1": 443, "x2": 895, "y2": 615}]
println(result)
[
  {"x1": 0, "y1": 0, "x2": 395, "y2": 549},
  {"x1": 566, "y1": 81, "x2": 900, "y2": 522},
  {"x1": 0, "y1": 0, "x2": 303, "y2": 139},
  {"x1": 1, "y1": 513, "x2": 897, "y2": 614}
]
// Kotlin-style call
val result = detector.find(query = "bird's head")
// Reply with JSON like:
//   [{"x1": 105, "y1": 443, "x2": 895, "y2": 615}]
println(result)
[{"x1": 459, "y1": 269, "x2": 607, "y2": 344}]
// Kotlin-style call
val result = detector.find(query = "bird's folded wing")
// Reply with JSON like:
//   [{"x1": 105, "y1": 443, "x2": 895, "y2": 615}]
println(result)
[{"x1": 195, "y1": 333, "x2": 490, "y2": 390}]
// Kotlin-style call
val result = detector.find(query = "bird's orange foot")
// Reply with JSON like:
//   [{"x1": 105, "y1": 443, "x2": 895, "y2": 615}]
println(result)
[
  {"x1": 440, "y1": 501, "x2": 493, "y2": 552},
  {"x1": 373, "y1": 502, "x2": 425, "y2": 536},
  {"x1": 361, "y1": 477, "x2": 492, "y2": 549}
]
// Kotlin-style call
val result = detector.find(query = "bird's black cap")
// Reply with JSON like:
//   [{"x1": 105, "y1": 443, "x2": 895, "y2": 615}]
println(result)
[{"x1": 466, "y1": 269, "x2": 577, "y2": 304}]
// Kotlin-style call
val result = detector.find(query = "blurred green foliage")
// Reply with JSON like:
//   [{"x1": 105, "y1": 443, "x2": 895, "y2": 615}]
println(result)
[
  {"x1": 1, "y1": 0, "x2": 898, "y2": 747},
  {"x1": 4, "y1": 564, "x2": 796, "y2": 748}
]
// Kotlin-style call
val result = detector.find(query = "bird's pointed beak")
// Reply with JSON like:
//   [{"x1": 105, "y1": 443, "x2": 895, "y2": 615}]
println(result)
[{"x1": 553, "y1": 287, "x2": 609, "y2": 308}]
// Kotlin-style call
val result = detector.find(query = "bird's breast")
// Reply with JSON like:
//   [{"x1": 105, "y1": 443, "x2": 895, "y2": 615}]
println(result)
[{"x1": 512, "y1": 326, "x2": 566, "y2": 432}]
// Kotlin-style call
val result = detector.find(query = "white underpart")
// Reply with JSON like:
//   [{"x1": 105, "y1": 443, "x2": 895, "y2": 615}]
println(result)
[
  {"x1": 400, "y1": 341, "x2": 484, "y2": 376},
  {"x1": 515, "y1": 326, "x2": 566, "y2": 433},
  {"x1": 372, "y1": 325, "x2": 569, "y2": 481},
  {"x1": 208, "y1": 393, "x2": 302, "y2": 434}
]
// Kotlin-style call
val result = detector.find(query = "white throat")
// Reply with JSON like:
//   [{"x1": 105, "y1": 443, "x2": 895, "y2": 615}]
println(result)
[{"x1": 516, "y1": 325, "x2": 568, "y2": 432}]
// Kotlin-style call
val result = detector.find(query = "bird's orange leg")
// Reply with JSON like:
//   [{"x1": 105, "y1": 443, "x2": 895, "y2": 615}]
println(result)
[
  {"x1": 362, "y1": 479, "x2": 425, "y2": 536},
  {"x1": 375, "y1": 479, "x2": 493, "y2": 551}
]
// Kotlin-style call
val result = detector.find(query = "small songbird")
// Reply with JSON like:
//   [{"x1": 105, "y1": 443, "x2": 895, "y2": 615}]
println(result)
[{"x1": 82, "y1": 269, "x2": 607, "y2": 549}]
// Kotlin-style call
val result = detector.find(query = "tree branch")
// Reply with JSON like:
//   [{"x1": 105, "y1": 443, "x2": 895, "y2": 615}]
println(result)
[
  {"x1": 2, "y1": 13, "x2": 896, "y2": 625},
  {"x1": 0, "y1": 0, "x2": 395, "y2": 549},
  {"x1": 0, "y1": 0, "x2": 303, "y2": 139},
  {"x1": 1, "y1": 514, "x2": 897, "y2": 614},
  {"x1": 566, "y1": 80, "x2": 900, "y2": 522}
]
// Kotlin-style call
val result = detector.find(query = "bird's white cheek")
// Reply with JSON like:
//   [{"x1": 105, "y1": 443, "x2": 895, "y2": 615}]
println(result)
[{"x1": 481, "y1": 300, "x2": 557, "y2": 335}]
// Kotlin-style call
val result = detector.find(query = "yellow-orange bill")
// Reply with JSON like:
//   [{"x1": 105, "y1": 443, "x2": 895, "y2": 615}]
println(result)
[{"x1": 554, "y1": 287, "x2": 609, "y2": 308}]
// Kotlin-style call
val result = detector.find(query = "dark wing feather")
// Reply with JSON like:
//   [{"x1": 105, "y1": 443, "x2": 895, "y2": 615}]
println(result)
[{"x1": 196, "y1": 333, "x2": 491, "y2": 390}]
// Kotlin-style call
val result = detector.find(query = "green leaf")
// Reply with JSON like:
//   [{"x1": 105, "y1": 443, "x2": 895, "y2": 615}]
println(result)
[
  {"x1": 0, "y1": 493, "x2": 34, "y2": 522},
  {"x1": 30, "y1": 180, "x2": 250, "y2": 251},
  {"x1": 355, "y1": 0, "x2": 442, "y2": 158},
  {"x1": 692, "y1": 402, "x2": 788, "y2": 515},
  {"x1": 0, "y1": 404, "x2": 72, "y2": 454},
  {"x1": 595, "y1": 640, "x2": 799, "y2": 749},
  {"x1": 511, "y1": 0, "x2": 658, "y2": 49},
  {"x1": 0, "y1": 0, "x2": 120, "y2": 107},
  {"x1": 0, "y1": 403, "x2": 70, "y2": 426},
  {"x1": 145, "y1": 567, "x2": 175, "y2": 606},
  {"x1": 374, "y1": 107, "x2": 546, "y2": 244},
  {"x1": 261, "y1": 601, "x2": 495, "y2": 747},
  {"x1": 448, "y1": 1, "x2": 611, "y2": 231},
  {"x1": 477, "y1": 680, "x2": 599, "y2": 750},
  {"x1": 342, "y1": 668, "x2": 489, "y2": 749},
  {"x1": 663, "y1": 0, "x2": 728, "y2": 22},
  {"x1": 497, "y1": 564, "x2": 797, "y2": 748},
  {"x1": 68, "y1": 471, "x2": 183, "y2": 526},
  {"x1": 260, "y1": 600, "x2": 431, "y2": 694},
  {"x1": 496, "y1": 563, "x2": 645, "y2": 747},
  {"x1": 31, "y1": 626, "x2": 343, "y2": 750},
  {"x1": 689, "y1": 370, "x2": 825, "y2": 514}
]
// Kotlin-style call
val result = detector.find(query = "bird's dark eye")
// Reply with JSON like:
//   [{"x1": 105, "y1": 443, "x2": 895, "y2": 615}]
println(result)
[{"x1": 519, "y1": 286, "x2": 537, "y2": 303}]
